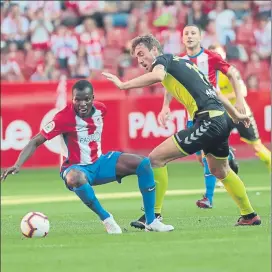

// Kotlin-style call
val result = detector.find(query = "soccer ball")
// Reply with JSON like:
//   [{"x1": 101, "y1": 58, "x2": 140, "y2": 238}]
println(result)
[{"x1": 20, "y1": 212, "x2": 50, "y2": 238}]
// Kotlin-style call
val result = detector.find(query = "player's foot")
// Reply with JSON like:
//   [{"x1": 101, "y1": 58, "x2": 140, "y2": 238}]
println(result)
[
  {"x1": 196, "y1": 195, "x2": 213, "y2": 209},
  {"x1": 145, "y1": 218, "x2": 174, "y2": 232},
  {"x1": 216, "y1": 181, "x2": 224, "y2": 188},
  {"x1": 235, "y1": 214, "x2": 261, "y2": 226},
  {"x1": 130, "y1": 213, "x2": 162, "y2": 230},
  {"x1": 103, "y1": 214, "x2": 122, "y2": 234}
]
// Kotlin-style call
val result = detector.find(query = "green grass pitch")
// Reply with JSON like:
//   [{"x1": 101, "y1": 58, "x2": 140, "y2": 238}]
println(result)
[{"x1": 1, "y1": 160, "x2": 271, "y2": 272}]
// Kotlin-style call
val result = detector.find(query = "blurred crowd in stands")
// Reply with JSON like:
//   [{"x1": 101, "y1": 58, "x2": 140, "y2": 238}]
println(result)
[{"x1": 1, "y1": 0, "x2": 271, "y2": 93}]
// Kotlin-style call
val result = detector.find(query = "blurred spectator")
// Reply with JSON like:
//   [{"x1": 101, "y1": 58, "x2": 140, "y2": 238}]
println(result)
[
  {"x1": 68, "y1": 45, "x2": 91, "y2": 78},
  {"x1": 244, "y1": 50, "x2": 270, "y2": 81},
  {"x1": 208, "y1": 2, "x2": 236, "y2": 45},
  {"x1": 254, "y1": 16, "x2": 271, "y2": 60},
  {"x1": 246, "y1": 74, "x2": 260, "y2": 92},
  {"x1": 137, "y1": 18, "x2": 152, "y2": 36},
  {"x1": 43, "y1": 51, "x2": 61, "y2": 80},
  {"x1": 26, "y1": 1, "x2": 61, "y2": 25},
  {"x1": 29, "y1": 8, "x2": 54, "y2": 51},
  {"x1": 51, "y1": 24, "x2": 78, "y2": 69},
  {"x1": 77, "y1": 18, "x2": 104, "y2": 70},
  {"x1": 160, "y1": 17, "x2": 183, "y2": 54},
  {"x1": 201, "y1": 19, "x2": 219, "y2": 49},
  {"x1": 1, "y1": 48, "x2": 24, "y2": 82},
  {"x1": 225, "y1": 1, "x2": 251, "y2": 25},
  {"x1": 253, "y1": 1, "x2": 271, "y2": 18},
  {"x1": 1, "y1": 3, "x2": 29, "y2": 48},
  {"x1": 186, "y1": 1, "x2": 209, "y2": 30},
  {"x1": 117, "y1": 47, "x2": 133, "y2": 78}
]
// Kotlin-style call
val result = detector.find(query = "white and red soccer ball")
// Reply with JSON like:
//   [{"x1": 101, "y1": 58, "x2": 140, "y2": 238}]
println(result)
[{"x1": 20, "y1": 212, "x2": 50, "y2": 238}]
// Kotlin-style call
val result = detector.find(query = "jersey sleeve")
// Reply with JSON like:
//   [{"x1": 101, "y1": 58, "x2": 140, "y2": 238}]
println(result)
[
  {"x1": 151, "y1": 55, "x2": 170, "y2": 72},
  {"x1": 40, "y1": 112, "x2": 66, "y2": 140},
  {"x1": 212, "y1": 52, "x2": 230, "y2": 74}
]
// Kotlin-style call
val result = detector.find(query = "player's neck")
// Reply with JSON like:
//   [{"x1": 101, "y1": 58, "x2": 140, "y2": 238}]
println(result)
[{"x1": 186, "y1": 46, "x2": 203, "y2": 57}]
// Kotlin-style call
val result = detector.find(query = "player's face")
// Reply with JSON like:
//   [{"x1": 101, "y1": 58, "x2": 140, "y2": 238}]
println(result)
[
  {"x1": 72, "y1": 88, "x2": 94, "y2": 118},
  {"x1": 134, "y1": 43, "x2": 158, "y2": 72},
  {"x1": 183, "y1": 26, "x2": 201, "y2": 50}
]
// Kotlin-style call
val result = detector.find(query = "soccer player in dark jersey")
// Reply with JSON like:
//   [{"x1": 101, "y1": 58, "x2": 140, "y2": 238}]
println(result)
[
  {"x1": 102, "y1": 34, "x2": 261, "y2": 228},
  {"x1": 1, "y1": 79, "x2": 174, "y2": 233}
]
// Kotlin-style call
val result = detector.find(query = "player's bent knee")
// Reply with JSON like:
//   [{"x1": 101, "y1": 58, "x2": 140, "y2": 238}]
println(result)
[
  {"x1": 65, "y1": 169, "x2": 87, "y2": 188},
  {"x1": 209, "y1": 166, "x2": 228, "y2": 180},
  {"x1": 148, "y1": 153, "x2": 165, "y2": 168}
]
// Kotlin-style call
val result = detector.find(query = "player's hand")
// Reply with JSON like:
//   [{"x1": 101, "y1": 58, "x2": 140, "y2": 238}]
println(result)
[
  {"x1": 102, "y1": 72, "x2": 124, "y2": 90},
  {"x1": 235, "y1": 99, "x2": 246, "y2": 115},
  {"x1": 233, "y1": 113, "x2": 251, "y2": 128},
  {"x1": 1, "y1": 165, "x2": 20, "y2": 182},
  {"x1": 158, "y1": 106, "x2": 171, "y2": 127}
]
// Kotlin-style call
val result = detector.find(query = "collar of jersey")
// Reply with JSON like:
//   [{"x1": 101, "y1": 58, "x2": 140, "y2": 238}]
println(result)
[{"x1": 187, "y1": 47, "x2": 204, "y2": 58}]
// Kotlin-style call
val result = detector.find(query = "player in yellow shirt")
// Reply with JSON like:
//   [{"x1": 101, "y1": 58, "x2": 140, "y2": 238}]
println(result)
[{"x1": 102, "y1": 34, "x2": 261, "y2": 228}]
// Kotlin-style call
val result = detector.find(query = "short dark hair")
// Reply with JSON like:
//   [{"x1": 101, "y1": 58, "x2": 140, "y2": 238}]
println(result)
[
  {"x1": 130, "y1": 34, "x2": 163, "y2": 56},
  {"x1": 184, "y1": 24, "x2": 202, "y2": 33},
  {"x1": 72, "y1": 80, "x2": 94, "y2": 94}
]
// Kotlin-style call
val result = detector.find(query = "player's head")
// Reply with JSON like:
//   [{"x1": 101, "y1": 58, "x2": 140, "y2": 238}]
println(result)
[
  {"x1": 72, "y1": 80, "x2": 94, "y2": 118},
  {"x1": 130, "y1": 34, "x2": 163, "y2": 71},
  {"x1": 208, "y1": 44, "x2": 226, "y2": 60},
  {"x1": 183, "y1": 24, "x2": 202, "y2": 50}
]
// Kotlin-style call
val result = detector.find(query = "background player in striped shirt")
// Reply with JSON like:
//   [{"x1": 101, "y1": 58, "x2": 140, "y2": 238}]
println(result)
[
  {"x1": 1, "y1": 79, "x2": 174, "y2": 234},
  {"x1": 180, "y1": 25, "x2": 271, "y2": 208}
]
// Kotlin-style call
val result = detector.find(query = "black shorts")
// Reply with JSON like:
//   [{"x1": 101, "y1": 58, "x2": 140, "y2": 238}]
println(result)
[
  {"x1": 173, "y1": 111, "x2": 231, "y2": 158},
  {"x1": 233, "y1": 114, "x2": 260, "y2": 143}
]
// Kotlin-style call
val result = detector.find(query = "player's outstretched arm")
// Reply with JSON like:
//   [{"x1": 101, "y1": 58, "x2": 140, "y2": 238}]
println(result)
[
  {"x1": 1, "y1": 133, "x2": 47, "y2": 181},
  {"x1": 102, "y1": 65, "x2": 166, "y2": 90}
]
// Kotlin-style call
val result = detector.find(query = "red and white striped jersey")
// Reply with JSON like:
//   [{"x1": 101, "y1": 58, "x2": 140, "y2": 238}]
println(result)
[
  {"x1": 41, "y1": 101, "x2": 106, "y2": 170},
  {"x1": 179, "y1": 48, "x2": 230, "y2": 88}
]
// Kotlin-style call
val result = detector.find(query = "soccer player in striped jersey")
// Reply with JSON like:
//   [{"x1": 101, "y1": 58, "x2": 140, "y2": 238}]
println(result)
[{"x1": 1, "y1": 80, "x2": 174, "y2": 234}]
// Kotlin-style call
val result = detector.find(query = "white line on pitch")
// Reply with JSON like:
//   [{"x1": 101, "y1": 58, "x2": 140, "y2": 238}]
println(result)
[{"x1": 1, "y1": 186, "x2": 270, "y2": 206}]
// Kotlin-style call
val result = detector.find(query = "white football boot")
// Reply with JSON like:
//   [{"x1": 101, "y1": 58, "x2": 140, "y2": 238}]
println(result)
[
  {"x1": 145, "y1": 218, "x2": 174, "y2": 232},
  {"x1": 102, "y1": 214, "x2": 122, "y2": 234}
]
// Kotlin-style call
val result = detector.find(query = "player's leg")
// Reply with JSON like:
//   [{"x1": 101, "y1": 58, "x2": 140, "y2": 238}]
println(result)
[
  {"x1": 61, "y1": 165, "x2": 122, "y2": 233},
  {"x1": 131, "y1": 118, "x2": 217, "y2": 228},
  {"x1": 205, "y1": 143, "x2": 261, "y2": 226},
  {"x1": 115, "y1": 153, "x2": 174, "y2": 231},
  {"x1": 236, "y1": 114, "x2": 271, "y2": 171},
  {"x1": 95, "y1": 151, "x2": 174, "y2": 232}
]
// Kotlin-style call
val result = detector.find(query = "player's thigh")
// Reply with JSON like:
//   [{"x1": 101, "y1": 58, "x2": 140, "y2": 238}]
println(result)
[
  {"x1": 235, "y1": 114, "x2": 260, "y2": 144},
  {"x1": 148, "y1": 136, "x2": 187, "y2": 167},
  {"x1": 93, "y1": 151, "x2": 123, "y2": 185},
  {"x1": 115, "y1": 153, "x2": 146, "y2": 178},
  {"x1": 148, "y1": 122, "x2": 210, "y2": 167}
]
